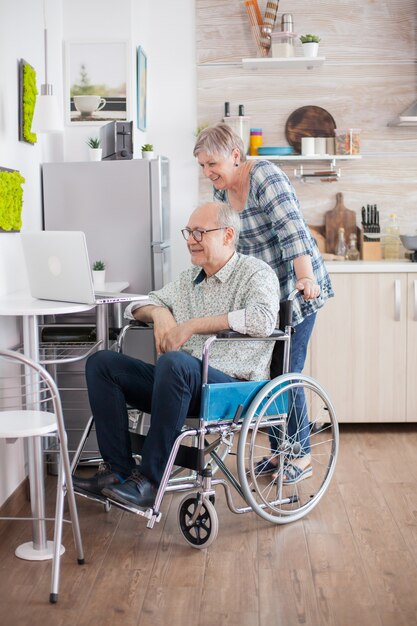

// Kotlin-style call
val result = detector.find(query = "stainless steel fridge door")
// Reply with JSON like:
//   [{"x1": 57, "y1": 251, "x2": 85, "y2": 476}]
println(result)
[
  {"x1": 150, "y1": 157, "x2": 170, "y2": 246},
  {"x1": 42, "y1": 160, "x2": 154, "y2": 294},
  {"x1": 152, "y1": 242, "x2": 171, "y2": 290}
]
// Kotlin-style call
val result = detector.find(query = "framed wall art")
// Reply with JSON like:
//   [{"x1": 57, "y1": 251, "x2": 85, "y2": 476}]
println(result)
[
  {"x1": 136, "y1": 46, "x2": 147, "y2": 131},
  {"x1": 0, "y1": 167, "x2": 25, "y2": 232},
  {"x1": 65, "y1": 40, "x2": 129, "y2": 125},
  {"x1": 18, "y1": 59, "x2": 37, "y2": 144}
]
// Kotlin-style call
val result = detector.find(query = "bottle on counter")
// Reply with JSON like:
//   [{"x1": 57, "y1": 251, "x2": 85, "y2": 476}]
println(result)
[
  {"x1": 382, "y1": 213, "x2": 401, "y2": 259},
  {"x1": 249, "y1": 128, "x2": 263, "y2": 156},
  {"x1": 346, "y1": 232, "x2": 360, "y2": 261},
  {"x1": 335, "y1": 226, "x2": 347, "y2": 258}
]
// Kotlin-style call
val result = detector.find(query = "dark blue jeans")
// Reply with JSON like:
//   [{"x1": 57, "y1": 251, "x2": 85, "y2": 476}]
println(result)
[
  {"x1": 269, "y1": 312, "x2": 316, "y2": 456},
  {"x1": 85, "y1": 350, "x2": 237, "y2": 486}
]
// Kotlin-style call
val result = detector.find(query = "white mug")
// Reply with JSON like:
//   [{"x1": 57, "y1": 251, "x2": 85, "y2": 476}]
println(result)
[
  {"x1": 301, "y1": 136, "x2": 315, "y2": 156},
  {"x1": 73, "y1": 95, "x2": 106, "y2": 115},
  {"x1": 314, "y1": 137, "x2": 327, "y2": 155}
]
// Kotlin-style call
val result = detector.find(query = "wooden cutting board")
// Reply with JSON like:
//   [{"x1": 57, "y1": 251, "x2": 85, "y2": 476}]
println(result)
[{"x1": 324, "y1": 193, "x2": 357, "y2": 254}]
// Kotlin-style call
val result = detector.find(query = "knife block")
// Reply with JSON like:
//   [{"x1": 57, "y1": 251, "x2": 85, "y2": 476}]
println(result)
[{"x1": 360, "y1": 229, "x2": 382, "y2": 261}]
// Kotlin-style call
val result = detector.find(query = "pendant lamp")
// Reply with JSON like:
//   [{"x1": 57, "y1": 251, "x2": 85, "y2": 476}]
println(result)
[{"x1": 31, "y1": 13, "x2": 62, "y2": 133}]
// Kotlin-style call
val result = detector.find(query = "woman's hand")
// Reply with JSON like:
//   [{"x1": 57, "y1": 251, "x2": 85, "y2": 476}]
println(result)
[{"x1": 295, "y1": 277, "x2": 321, "y2": 300}]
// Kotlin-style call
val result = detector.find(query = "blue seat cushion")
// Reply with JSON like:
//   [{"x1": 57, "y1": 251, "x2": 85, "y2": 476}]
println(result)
[{"x1": 200, "y1": 380, "x2": 288, "y2": 423}]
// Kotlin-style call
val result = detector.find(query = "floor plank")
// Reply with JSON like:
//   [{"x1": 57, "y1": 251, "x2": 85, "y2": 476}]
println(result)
[{"x1": 1, "y1": 425, "x2": 417, "y2": 625}]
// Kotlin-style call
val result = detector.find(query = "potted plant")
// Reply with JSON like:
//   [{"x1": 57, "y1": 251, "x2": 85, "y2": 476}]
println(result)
[
  {"x1": 141, "y1": 143, "x2": 154, "y2": 159},
  {"x1": 299, "y1": 34, "x2": 321, "y2": 58},
  {"x1": 92, "y1": 259, "x2": 106, "y2": 288},
  {"x1": 86, "y1": 136, "x2": 102, "y2": 161}
]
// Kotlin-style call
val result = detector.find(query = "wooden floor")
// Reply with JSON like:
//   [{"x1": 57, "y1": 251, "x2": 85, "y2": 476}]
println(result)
[{"x1": 1, "y1": 424, "x2": 417, "y2": 626}]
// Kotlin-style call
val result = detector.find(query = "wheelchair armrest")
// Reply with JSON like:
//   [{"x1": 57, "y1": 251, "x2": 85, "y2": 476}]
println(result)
[
  {"x1": 216, "y1": 329, "x2": 285, "y2": 339},
  {"x1": 116, "y1": 320, "x2": 153, "y2": 353},
  {"x1": 127, "y1": 320, "x2": 152, "y2": 328}
]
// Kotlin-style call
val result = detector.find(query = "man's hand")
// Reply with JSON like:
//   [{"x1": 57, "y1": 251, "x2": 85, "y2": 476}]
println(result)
[
  {"x1": 160, "y1": 320, "x2": 195, "y2": 353},
  {"x1": 151, "y1": 308, "x2": 178, "y2": 354}
]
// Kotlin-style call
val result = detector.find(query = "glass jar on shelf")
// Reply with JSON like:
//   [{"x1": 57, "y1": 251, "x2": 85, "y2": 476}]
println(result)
[
  {"x1": 335, "y1": 226, "x2": 347, "y2": 258},
  {"x1": 346, "y1": 232, "x2": 360, "y2": 261}
]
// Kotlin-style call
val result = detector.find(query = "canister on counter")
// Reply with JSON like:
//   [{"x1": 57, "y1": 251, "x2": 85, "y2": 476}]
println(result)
[{"x1": 249, "y1": 128, "x2": 263, "y2": 156}]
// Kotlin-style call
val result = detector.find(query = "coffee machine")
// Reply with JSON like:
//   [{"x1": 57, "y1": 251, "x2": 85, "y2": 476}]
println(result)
[{"x1": 100, "y1": 121, "x2": 133, "y2": 160}]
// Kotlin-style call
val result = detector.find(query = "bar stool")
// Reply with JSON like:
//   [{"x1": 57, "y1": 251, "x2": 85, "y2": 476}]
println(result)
[{"x1": 0, "y1": 349, "x2": 84, "y2": 603}]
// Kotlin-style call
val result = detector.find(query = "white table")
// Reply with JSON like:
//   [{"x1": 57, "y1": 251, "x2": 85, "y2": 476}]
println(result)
[{"x1": 0, "y1": 291, "x2": 94, "y2": 560}]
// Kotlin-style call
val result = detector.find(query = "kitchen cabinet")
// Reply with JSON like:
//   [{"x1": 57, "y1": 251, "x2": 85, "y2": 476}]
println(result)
[{"x1": 310, "y1": 270, "x2": 417, "y2": 423}]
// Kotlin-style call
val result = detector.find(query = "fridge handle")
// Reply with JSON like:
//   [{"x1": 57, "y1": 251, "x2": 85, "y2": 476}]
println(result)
[{"x1": 414, "y1": 280, "x2": 417, "y2": 322}]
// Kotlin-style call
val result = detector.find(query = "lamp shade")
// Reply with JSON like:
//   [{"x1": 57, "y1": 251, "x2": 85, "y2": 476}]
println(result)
[{"x1": 31, "y1": 92, "x2": 62, "y2": 133}]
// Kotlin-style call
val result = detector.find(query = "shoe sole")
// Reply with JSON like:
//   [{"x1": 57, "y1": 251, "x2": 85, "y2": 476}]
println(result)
[
  {"x1": 73, "y1": 486, "x2": 109, "y2": 503},
  {"x1": 101, "y1": 487, "x2": 154, "y2": 510}
]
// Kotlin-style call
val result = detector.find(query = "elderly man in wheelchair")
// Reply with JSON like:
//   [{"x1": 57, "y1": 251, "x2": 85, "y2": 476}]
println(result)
[{"x1": 73, "y1": 200, "x2": 338, "y2": 546}]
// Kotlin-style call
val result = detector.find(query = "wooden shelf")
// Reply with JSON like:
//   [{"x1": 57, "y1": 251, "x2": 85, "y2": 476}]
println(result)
[
  {"x1": 247, "y1": 154, "x2": 362, "y2": 161},
  {"x1": 241, "y1": 56, "x2": 325, "y2": 70}
]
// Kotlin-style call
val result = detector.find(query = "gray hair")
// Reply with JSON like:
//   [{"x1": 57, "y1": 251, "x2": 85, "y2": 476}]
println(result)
[
  {"x1": 193, "y1": 123, "x2": 247, "y2": 163},
  {"x1": 215, "y1": 201, "x2": 241, "y2": 246}
]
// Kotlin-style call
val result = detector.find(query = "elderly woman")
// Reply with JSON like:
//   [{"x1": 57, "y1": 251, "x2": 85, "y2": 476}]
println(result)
[{"x1": 193, "y1": 122, "x2": 334, "y2": 484}]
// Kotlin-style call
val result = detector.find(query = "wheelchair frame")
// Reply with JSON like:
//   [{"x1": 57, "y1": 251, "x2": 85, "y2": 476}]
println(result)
[{"x1": 72, "y1": 289, "x2": 339, "y2": 548}]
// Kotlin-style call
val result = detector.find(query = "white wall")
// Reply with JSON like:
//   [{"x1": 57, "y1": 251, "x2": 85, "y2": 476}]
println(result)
[{"x1": 0, "y1": 0, "x2": 197, "y2": 505}]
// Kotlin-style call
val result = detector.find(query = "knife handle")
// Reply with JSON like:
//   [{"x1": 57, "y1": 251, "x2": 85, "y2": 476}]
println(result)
[{"x1": 394, "y1": 279, "x2": 401, "y2": 322}]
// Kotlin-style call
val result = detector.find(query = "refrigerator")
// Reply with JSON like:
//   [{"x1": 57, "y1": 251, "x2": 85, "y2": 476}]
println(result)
[
  {"x1": 41, "y1": 157, "x2": 171, "y2": 460},
  {"x1": 42, "y1": 157, "x2": 171, "y2": 295}
]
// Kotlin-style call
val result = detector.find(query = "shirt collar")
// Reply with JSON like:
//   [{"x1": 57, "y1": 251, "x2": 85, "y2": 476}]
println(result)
[{"x1": 193, "y1": 251, "x2": 239, "y2": 285}]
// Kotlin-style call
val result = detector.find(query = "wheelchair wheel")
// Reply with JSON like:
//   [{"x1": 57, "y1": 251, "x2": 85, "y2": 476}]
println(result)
[
  {"x1": 178, "y1": 494, "x2": 218, "y2": 548},
  {"x1": 237, "y1": 373, "x2": 338, "y2": 524}
]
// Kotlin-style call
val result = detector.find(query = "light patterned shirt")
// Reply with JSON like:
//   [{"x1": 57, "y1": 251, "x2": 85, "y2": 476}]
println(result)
[
  {"x1": 124, "y1": 252, "x2": 280, "y2": 381},
  {"x1": 214, "y1": 160, "x2": 334, "y2": 326}
]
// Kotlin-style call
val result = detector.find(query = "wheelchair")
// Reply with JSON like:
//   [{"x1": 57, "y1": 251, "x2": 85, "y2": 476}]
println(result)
[{"x1": 72, "y1": 289, "x2": 339, "y2": 548}]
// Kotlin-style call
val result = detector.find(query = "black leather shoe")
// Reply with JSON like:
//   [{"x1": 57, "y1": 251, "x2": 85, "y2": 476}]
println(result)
[
  {"x1": 72, "y1": 462, "x2": 121, "y2": 500},
  {"x1": 102, "y1": 470, "x2": 157, "y2": 509}
]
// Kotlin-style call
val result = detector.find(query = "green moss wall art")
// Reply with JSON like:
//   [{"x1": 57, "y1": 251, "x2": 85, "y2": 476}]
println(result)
[
  {"x1": 0, "y1": 168, "x2": 25, "y2": 232},
  {"x1": 19, "y1": 59, "x2": 38, "y2": 145}
]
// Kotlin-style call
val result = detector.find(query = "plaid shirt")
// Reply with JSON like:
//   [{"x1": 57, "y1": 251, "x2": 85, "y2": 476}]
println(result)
[{"x1": 214, "y1": 160, "x2": 334, "y2": 326}]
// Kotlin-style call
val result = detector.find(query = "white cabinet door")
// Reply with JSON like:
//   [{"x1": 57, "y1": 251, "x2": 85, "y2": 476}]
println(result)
[
  {"x1": 406, "y1": 274, "x2": 417, "y2": 422},
  {"x1": 311, "y1": 273, "x2": 408, "y2": 422}
]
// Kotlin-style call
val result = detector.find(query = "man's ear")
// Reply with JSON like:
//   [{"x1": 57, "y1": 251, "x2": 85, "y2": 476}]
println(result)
[{"x1": 223, "y1": 226, "x2": 235, "y2": 245}]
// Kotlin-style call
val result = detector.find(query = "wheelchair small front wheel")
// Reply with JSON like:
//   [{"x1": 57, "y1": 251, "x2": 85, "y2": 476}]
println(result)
[
  {"x1": 178, "y1": 494, "x2": 218, "y2": 549},
  {"x1": 237, "y1": 373, "x2": 339, "y2": 524}
]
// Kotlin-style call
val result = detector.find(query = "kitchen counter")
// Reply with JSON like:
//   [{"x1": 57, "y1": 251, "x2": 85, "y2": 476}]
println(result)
[{"x1": 325, "y1": 260, "x2": 415, "y2": 273}]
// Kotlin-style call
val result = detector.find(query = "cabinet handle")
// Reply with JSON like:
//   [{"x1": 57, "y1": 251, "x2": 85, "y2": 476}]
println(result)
[
  {"x1": 414, "y1": 280, "x2": 417, "y2": 322},
  {"x1": 394, "y1": 279, "x2": 401, "y2": 322}
]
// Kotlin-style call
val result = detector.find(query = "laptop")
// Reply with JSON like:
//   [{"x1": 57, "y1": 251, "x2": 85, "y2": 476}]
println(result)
[{"x1": 21, "y1": 231, "x2": 149, "y2": 305}]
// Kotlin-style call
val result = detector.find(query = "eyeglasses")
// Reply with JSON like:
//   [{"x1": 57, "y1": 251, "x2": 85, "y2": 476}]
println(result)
[{"x1": 181, "y1": 227, "x2": 225, "y2": 242}]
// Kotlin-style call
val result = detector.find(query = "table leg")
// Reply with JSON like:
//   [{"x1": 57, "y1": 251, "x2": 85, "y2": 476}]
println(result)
[
  {"x1": 15, "y1": 315, "x2": 63, "y2": 561},
  {"x1": 96, "y1": 304, "x2": 109, "y2": 350}
]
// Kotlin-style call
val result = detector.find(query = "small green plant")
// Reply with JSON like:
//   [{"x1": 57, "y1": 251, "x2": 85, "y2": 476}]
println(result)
[
  {"x1": 300, "y1": 34, "x2": 321, "y2": 44},
  {"x1": 86, "y1": 136, "x2": 101, "y2": 149},
  {"x1": 92, "y1": 260, "x2": 105, "y2": 271},
  {"x1": 141, "y1": 143, "x2": 154, "y2": 152}
]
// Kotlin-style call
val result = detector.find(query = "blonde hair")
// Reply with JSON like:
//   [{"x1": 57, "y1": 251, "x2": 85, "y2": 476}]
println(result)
[{"x1": 193, "y1": 123, "x2": 247, "y2": 162}]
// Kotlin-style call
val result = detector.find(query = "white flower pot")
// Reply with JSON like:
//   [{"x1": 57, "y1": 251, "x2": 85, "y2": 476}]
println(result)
[
  {"x1": 89, "y1": 148, "x2": 102, "y2": 161},
  {"x1": 302, "y1": 42, "x2": 319, "y2": 57},
  {"x1": 92, "y1": 270, "x2": 106, "y2": 289},
  {"x1": 142, "y1": 151, "x2": 154, "y2": 159}
]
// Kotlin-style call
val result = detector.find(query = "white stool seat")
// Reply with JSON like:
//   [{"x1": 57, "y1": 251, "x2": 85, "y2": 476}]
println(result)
[{"x1": 0, "y1": 410, "x2": 57, "y2": 438}]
